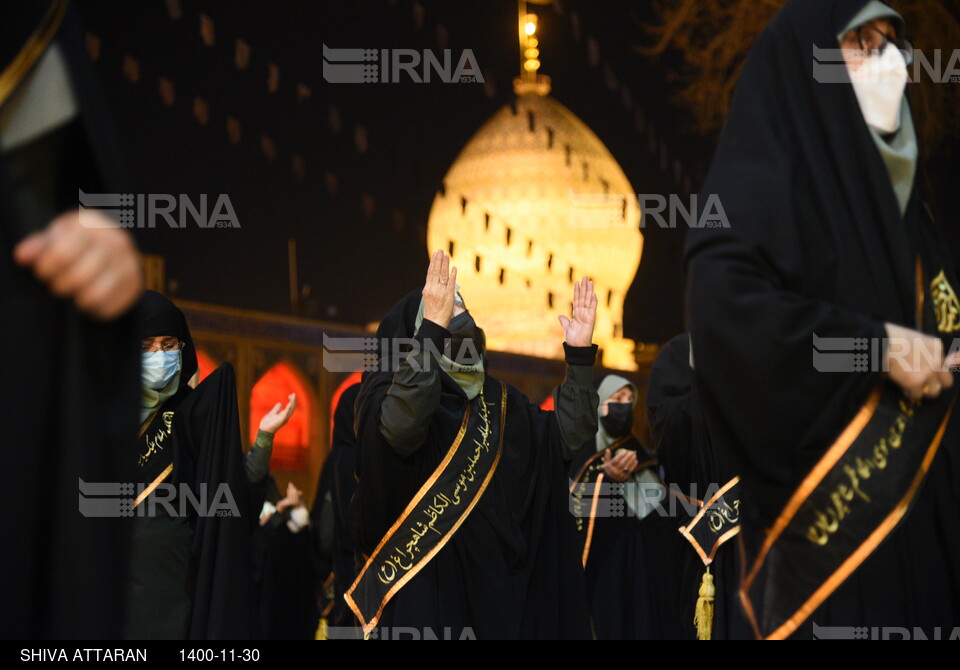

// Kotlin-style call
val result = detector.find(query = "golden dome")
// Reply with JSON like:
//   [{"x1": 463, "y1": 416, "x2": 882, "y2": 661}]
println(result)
[{"x1": 426, "y1": 89, "x2": 642, "y2": 370}]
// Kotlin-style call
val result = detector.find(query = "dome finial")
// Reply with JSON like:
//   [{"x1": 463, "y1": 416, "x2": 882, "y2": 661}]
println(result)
[{"x1": 515, "y1": 0, "x2": 551, "y2": 95}]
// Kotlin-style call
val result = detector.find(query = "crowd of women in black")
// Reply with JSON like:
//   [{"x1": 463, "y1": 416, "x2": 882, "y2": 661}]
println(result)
[{"x1": 3, "y1": 0, "x2": 958, "y2": 640}]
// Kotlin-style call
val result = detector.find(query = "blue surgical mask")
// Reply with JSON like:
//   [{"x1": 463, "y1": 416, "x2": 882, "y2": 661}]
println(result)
[{"x1": 141, "y1": 350, "x2": 181, "y2": 390}]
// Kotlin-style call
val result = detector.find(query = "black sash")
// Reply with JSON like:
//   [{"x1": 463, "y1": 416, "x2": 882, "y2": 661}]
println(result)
[
  {"x1": 568, "y1": 436, "x2": 655, "y2": 567},
  {"x1": 135, "y1": 392, "x2": 185, "y2": 507},
  {"x1": 679, "y1": 477, "x2": 742, "y2": 566},
  {"x1": 741, "y1": 382, "x2": 957, "y2": 639},
  {"x1": 345, "y1": 380, "x2": 507, "y2": 634}
]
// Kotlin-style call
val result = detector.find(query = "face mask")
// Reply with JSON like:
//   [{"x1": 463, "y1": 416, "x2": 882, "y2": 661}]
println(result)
[
  {"x1": 448, "y1": 310, "x2": 472, "y2": 332},
  {"x1": 447, "y1": 311, "x2": 484, "y2": 367},
  {"x1": 601, "y1": 402, "x2": 633, "y2": 438},
  {"x1": 849, "y1": 42, "x2": 908, "y2": 134},
  {"x1": 142, "y1": 350, "x2": 181, "y2": 391}
]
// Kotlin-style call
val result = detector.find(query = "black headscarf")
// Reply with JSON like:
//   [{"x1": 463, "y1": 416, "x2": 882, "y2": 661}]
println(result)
[
  {"x1": 354, "y1": 289, "x2": 471, "y2": 432},
  {"x1": 129, "y1": 292, "x2": 256, "y2": 639},
  {"x1": 352, "y1": 290, "x2": 468, "y2": 551},
  {"x1": 684, "y1": 0, "x2": 948, "y2": 520},
  {"x1": 138, "y1": 290, "x2": 198, "y2": 391}
]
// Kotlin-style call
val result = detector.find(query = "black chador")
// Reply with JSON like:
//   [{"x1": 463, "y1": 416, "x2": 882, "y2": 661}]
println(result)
[
  {"x1": 348, "y1": 290, "x2": 596, "y2": 639},
  {"x1": 127, "y1": 291, "x2": 257, "y2": 640},
  {"x1": 686, "y1": 0, "x2": 960, "y2": 638}
]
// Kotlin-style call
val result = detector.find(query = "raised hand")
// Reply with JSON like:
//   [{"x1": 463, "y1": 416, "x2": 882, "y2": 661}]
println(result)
[
  {"x1": 259, "y1": 393, "x2": 297, "y2": 435},
  {"x1": 422, "y1": 249, "x2": 457, "y2": 329},
  {"x1": 558, "y1": 276, "x2": 597, "y2": 347}
]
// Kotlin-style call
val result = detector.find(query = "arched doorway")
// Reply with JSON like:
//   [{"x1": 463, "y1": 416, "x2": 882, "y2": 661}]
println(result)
[{"x1": 249, "y1": 362, "x2": 313, "y2": 472}]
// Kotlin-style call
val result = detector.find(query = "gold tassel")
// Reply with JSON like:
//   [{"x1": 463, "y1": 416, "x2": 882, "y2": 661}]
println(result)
[
  {"x1": 694, "y1": 566, "x2": 715, "y2": 641},
  {"x1": 315, "y1": 616, "x2": 329, "y2": 640}
]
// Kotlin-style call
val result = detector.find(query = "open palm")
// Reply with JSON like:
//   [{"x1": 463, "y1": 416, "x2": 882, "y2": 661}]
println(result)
[
  {"x1": 558, "y1": 277, "x2": 597, "y2": 347},
  {"x1": 259, "y1": 393, "x2": 297, "y2": 435}
]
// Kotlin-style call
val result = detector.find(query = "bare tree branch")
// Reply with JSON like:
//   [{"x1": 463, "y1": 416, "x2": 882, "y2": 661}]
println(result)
[{"x1": 638, "y1": 0, "x2": 960, "y2": 153}]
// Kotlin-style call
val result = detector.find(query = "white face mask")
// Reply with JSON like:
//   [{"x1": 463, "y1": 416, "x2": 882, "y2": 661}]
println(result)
[
  {"x1": 848, "y1": 42, "x2": 908, "y2": 134},
  {"x1": 141, "y1": 350, "x2": 181, "y2": 391}
]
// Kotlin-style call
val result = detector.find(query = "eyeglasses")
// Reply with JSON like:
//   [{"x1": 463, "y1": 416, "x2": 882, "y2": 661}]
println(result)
[
  {"x1": 852, "y1": 23, "x2": 914, "y2": 65},
  {"x1": 141, "y1": 340, "x2": 183, "y2": 354}
]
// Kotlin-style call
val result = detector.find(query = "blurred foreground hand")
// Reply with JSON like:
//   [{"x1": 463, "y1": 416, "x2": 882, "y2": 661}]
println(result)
[{"x1": 13, "y1": 209, "x2": 143, "y2": 320}]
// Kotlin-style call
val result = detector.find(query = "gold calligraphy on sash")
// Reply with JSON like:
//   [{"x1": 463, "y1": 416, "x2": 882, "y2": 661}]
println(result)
[
  {"x1": 930, "y1": 270, "x2": 960, "y2": 333},
  {"x1": 677, "y1": 477, "x2": 741, "y2": 642},
  {"x1": 377, "y1": 489, "x2": 453, "y2": 584},
  {"x1": 568, "y1": 438, "x2": 656, "y2": 567},
  {"x1": 375, "y1": 392, "x2": 496, "y2": 586},
  {"x1": 138, "y1": 411, "x2": 175, "y2": 468},
  {"x1": 740, "y1": 384, "x2": 957, "y2": 641},
  {"x1": 345, "y1": 382, "x2": 507, "y2": 634},
  {"x1": 568, "y1": 436, "x2": 634, "y2": 533},
  {"x1": 805, "y1": 399, "x2": 916, "y2": 546},
  {"x1": 706, "y1": 498, "x2": 740, "y2": 533},
  {"x1": 679, "y1": 477, "x2": 742, "y2": 566},
  {"x1": 569, "y1": 454, "x2": 605, "y2": 534}
]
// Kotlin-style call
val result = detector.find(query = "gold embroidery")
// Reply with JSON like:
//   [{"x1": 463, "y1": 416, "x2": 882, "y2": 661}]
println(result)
[
  {"x1": 570, "y1": 458, "x2": 605, "y2": 532},
  {"x1": 805, "y1": 399, "x2": 917, "y2": 546},
  {"x1": 930, "y1": 270, "x2": 960, "y2": 333},
  {"x1": 706, "y1": 499, "x2": 740, "y2": 533},
  {"x1": 139, "y1": 411, "x2": 175, "y2": 468},
  {"x1": 344, "y1": 383, "x2": 508, "y2": 634},
  {"x1": 679, "y1": 476, "x2": 742, "y2": 565},
  {"x1": 375, "y1": 392, "x2": 496, "y2": 585},
  {"x1": 739, "y1": 385, "x2": 956, "y2": 641}
]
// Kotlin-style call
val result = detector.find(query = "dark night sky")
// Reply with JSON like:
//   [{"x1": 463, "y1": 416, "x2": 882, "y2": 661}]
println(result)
[{"x1": 75, "y1": 0, "x2": 959, "y2": 345}]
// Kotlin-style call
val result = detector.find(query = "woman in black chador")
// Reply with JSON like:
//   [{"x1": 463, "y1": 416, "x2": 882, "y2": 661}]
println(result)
[
  {"x1": 647, "y1": 334, "x2": 750, "y2": 640},
  {"x1": 128, "y1": 291, "x2": 294, "y2": 640},
  {"x1": 686, "y1": 0, "x2": 960, "y2": 639},
  {"x1": 1, "y1": 0, "x2": 143, "y2": 638},
  {"x1": 348, "y1": 250, "x2": 599, "y2": 639},
  {"x1": 567, "y1": 374, "x2": 684, "y2": 639},
  {"x1": 311, "y1": 381, "x2": 362, "y2": 634}
]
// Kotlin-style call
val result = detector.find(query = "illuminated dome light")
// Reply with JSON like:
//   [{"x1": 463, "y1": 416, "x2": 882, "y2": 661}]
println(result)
[{"x1": 426, "y1": 81, "x2": 642, "y2": 370}]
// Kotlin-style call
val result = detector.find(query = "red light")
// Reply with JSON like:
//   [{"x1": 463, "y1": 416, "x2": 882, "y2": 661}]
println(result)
[
  {"x1": 249, "y1": 363, "x2": 312, "y2": 471},
  {"x1": 195, "y1": 349, "x2": 217, "y2": 384}
]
